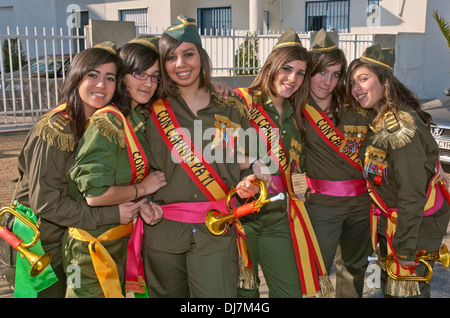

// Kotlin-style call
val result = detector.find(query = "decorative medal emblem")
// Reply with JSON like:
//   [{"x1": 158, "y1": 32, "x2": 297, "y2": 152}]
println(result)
[{"x1": 363, "y1": 145, "x2": 387, "y2": 185}]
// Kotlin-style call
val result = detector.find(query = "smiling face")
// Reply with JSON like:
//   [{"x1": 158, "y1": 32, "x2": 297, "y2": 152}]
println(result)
[
  {"x1": 77, "y1": 62, "x2": 116, "y2": 118},
  {"x1": 164, "y1": 41, "x2": 202, "y2": 90},
  {"x1": 271, "y1": 59, "x2": 307, "y2": 103},
  {"x1": 310, "y1": 63, "x2": 342, "y2": 106},
  {"x1": 124, "y1": 61, "x2": 160, "y2": 108},
  {"x1": 349, "y1": 65, "x2": 385, "y2": 111}
]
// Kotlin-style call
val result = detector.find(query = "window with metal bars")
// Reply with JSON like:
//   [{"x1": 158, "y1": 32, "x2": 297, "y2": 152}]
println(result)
[
  {"x1": 305, "y1": 0, "x2": 350, "y2": 33},
  {"x1": 197, "y1": 7, "x2": 232, "y2": 36},
  {"x1": 119, "y1": 8, "x2": 148, "y2": 34}
]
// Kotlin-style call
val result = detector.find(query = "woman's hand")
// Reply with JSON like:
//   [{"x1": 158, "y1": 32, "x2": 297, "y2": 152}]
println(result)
[
  {"x1": 236, "y1": 174, "x2": 260, "y2": 198},
  {"x1": 251, "y1": 159, "x2": 277, "y2": 192},
  {"x1": 118, "y1": 198, "x2": 147, "y2": 224},
  {"x1": 138, "y1": 171, "x2": 167, "y2": 196},
  {"x1": 212, "y1": 81, "x2": 235, "y2": 99},
  {"x1": 139, "y1": 201, "x2": 164, "y2": 225}
]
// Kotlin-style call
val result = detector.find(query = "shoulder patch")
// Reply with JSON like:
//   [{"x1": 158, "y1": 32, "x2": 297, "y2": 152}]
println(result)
[
  {"x1": 35, "y1": 110, "x2": 75, "y2": 152},
  {"x1": 89, "y1": 112, "x2": 127, "y2": 148},
  {"x1": 211, "y1": 93, "x2": 250, "y2": 119},
  {"x1": 371, "y1": 110, "x2": 416, "y2": 150}
]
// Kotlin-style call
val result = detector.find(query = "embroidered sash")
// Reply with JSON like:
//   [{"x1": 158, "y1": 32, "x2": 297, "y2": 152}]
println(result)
[
  {"x1": 235, "y1": 88, "x2": 332, "y2": 297},
  {"x1": 303, "y1": 104, "x2": 363, "y2": 172}
]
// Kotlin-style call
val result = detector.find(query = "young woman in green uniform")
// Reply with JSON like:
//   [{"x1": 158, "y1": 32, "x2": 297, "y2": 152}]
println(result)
[
  {"x1": 141, "y1": 15, "x2": 256, "y2": 298},
  {"x1": 347, "y1": 44, "x2": 450, "y2": 297},
  {"x1": 63, "y1": 36, "x2": 167, "y2": 298},
  {"x1": 301, "y1": 29, "x2": 372, "y2": 297},
  {"x1": 233, "y1": 29, "x2": 333, "y2": 298},
  {"x1": 8, "y1": 43, "x2": 146, "y2": 298}
]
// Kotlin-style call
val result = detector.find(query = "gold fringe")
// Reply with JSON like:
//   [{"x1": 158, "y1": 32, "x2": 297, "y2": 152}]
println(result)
[
  {"x1": 371, "y1": 111, "x2": 416, "y2": 150},
  {"x1": 237, "y1": 257, "x2": 258, "y2": 290},
  {"x1": 35, "y1": 111, "x2": 76, "y2": 152},
  {"x1": 385, "y1": 275, "x2": 421, "y2": 297},
  {"x1": 317, "y1": 274, "x2": 336, "y2": 298},
  {"x1": 90, "y1": 113, "x2": 127, "y2": 148}
]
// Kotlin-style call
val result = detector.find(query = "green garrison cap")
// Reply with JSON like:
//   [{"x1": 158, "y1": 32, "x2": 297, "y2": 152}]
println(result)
[
  {"x1": 164, "y1": 14, "x2": 202, "y2": 45},
  {"x1": 129, "y1": 34, "x2": 159, "y2": 53},
  {"x1": 272, "y1": 28, "x2": 303, "y2": 50},
  {"x1": 94, "y1": 41, "x2": 117, "y2": 55},
  {"x1": 360, "y1": 43, "x2": 395, "y2": 72},
  {"x1": 309, "y1": 29, "x2": 337, "y2": 52}
]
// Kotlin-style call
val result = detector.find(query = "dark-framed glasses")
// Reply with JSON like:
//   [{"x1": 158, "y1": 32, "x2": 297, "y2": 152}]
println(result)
[{"x1": 132, "y1": 71, "x2": 162, "y2": 83}]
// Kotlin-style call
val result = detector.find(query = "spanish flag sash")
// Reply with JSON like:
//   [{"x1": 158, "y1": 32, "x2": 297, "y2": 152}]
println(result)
[
  {"x1": 367, "y1": 161, "x2": 445, "y2": 289},
  {"x1": 150, "y1": 99, "x2": 251, "y2": 267},
  {"x1": 235, "y1": 88, "x2": 333, "y2": 297},
  {"x1": 303, "y1": 104, "x2": 363, "y2": 172},
  {"x1": 70, "y1": 105, "x2": 148, "y2": 298}
]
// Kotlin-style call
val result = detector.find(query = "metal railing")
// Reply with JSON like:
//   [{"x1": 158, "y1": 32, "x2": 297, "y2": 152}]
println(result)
[{"x1": 0, "y1": 26, "x2": 373, "y2": 128}]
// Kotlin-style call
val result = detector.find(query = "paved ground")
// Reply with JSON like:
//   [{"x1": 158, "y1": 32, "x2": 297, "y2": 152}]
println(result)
[{"x1": 0, "y1": 130, "x2": 448, "y2": 298}]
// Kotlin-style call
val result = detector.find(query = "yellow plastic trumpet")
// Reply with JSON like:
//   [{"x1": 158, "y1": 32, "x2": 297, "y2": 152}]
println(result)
[
  {"x1": 0, "y1": 206, "x2": 52, "y2": 276},
  {"x1": 368, "y1": 244, "x2": 449, "y2": 284},
  {"x1": 205, "y1": 179, "x2": 285, "y2": 235}
]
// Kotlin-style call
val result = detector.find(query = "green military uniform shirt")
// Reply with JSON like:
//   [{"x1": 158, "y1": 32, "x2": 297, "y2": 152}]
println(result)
[
  {"x1": 304, "y1": 97, "x2": 370, "y2": 206},
  {"x1": 143, "y1": 90, "x2": 252, "y2": 256},
  {"x1": 360, "y1": 104, "x2": 450, "y2": 261}
]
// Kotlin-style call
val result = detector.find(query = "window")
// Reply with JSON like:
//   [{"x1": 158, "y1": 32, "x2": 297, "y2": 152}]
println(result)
[
  {"x1": 119, "y1": 8, "x2": 148, "y2": 34},
  {"x1": 305, "y1": 0, "x2": 350, "y2": 33},
  {"x1": 197, "y1": 7, "x2": 232, "y2": 35}
]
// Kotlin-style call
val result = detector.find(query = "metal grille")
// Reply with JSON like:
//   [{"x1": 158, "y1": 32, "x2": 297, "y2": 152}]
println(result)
[
  {"x1": 305, "y1": 0, "x2": 350, "y2": 33},
  {"x1": 197, "y1": 7, "x2": 232, "y2": 36},
  {"x1": 119, "y1": 8, "x2": 148, "y2": 35}
]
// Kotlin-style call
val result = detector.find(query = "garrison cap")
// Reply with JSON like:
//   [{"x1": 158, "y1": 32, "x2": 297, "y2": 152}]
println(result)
[
  {"x1": 309, "y1": 29, "x2": 338, "y2": 53},
  {"x1": 272, "y1": 28, "x2": 303, "y2": 50},
  {"x1": 360, "y1": 43, "x2": 395, "y2": 72},
  {"x1": 129, "y1": 34, "x2": 160, "y2": 53},
  {"x1": 94, "y1": 41, "x2": 117, "y2": 55},
  {"x1": 164, "y1": 14, "x2": 202, "y2": 45}
]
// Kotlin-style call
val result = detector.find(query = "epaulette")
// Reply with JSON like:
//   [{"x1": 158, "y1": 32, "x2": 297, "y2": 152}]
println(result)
[
  {"x1": 88, "y1": 111, "x2": 127, "y2": 148},
  {"x1": 370, "y1": 110, "x2": 416, "y2": 150},
  {"x1": 35, "y1": 109, "x2": 76, "y2": 152},
  {"x1": 211, "y1": 93, "x2": 250, "y2": 119}
]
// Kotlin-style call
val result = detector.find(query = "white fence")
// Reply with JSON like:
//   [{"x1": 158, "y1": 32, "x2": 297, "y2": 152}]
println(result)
[{"x1": 0, "y1": 26, "x2": 373, "y2": 128}]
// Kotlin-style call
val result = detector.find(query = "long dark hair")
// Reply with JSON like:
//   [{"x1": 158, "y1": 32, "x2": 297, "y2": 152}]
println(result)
[
  {"x1": 309, "y1": 48, "x2": 347, "y2": 126},
  {"x1": 158, "y1": 33, "x2": 211, "y2": 99},
  {"x1": 60, "y1": 47, "x2": 121, "y2": 144},
  {"x1": 346, "y1": 59, "x2": 434, "y2": 128},
  {"x1": 117, "y1": 43, "x2": 160, "y2": 112},
  {"x1": 250, "y1": 45, "x2": 311, "y2": 137}
]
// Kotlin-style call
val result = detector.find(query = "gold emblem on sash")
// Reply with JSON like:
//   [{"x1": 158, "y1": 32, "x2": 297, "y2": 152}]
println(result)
[
  {"x1": 289, "y1": 139, "x2": 302, "y2": 174},
  {"x1": 339, "y1": 125, "x2": 368, "y2": 154}
]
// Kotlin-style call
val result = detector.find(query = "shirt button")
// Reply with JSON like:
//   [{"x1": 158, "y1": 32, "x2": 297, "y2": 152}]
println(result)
[
  {"x1": 193, "y1": 194, "x2": 198, "y2": 199},
  {"x1": 192, "y1": 228, "x2": 197, "y2": 234}
]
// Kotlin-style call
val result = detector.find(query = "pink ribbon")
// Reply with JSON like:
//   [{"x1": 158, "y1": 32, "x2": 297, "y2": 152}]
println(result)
[{"x1": 306, "y1": 177, "x2": 367, "y2": 197}]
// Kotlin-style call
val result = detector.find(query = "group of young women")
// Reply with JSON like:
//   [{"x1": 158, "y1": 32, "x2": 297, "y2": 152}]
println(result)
[{"x1": 6, "y1": 14, "x2": 449, "y2": 298}]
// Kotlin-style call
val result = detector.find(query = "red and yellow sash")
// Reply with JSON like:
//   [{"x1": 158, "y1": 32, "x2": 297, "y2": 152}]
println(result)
[
  {"x1": 151, "y1": 99, "x2": 251, "y2": 266},
  {"x1": 303, "y1": 104, "x2": 363, "y2": 172},
  {"x1": 235, "y1": 88, "x2": 332, "y2": 297},
  {"x1": 71, "y1": 105, "x2": 148, "y2": 298},
  {"x1": 367, "y1": 161, "x2": 445, "y2": 276}
]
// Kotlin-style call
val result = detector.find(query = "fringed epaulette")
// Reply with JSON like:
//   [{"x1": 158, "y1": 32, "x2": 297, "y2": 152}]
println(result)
[
  {"x1": 35, "y1": 110, "x2": 76, "y2": 152},
  {"x1": 370, "y1": 110, "x2": 416, "y2": 150},
  {"x1": 89, "y1": 112, "x2": 127, "y2": 148},
  {"x1": 211, "y1": 93, "x2": 250, "y2": 119}
]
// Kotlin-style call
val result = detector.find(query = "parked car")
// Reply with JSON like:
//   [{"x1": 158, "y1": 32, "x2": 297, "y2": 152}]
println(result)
[
  {"x1": 422, "y1": 88, "x2": 450, "y2": 164},
  {"x1": 0, "y1": 55, "x2": 71, "y2": 112}
]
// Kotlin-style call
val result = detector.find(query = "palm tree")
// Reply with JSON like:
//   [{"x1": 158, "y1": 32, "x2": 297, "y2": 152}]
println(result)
[{"x1": 432, "y1": 9, "x2": 450, "y2": 48}]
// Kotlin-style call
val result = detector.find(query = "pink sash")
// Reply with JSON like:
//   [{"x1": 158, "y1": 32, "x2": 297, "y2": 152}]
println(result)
[
  {"x1": 268, "y1": 175, "x2": 287, "y2": 194},
  {"x1": 306, "y1": 177, "x2": 367, "y2": 197}
]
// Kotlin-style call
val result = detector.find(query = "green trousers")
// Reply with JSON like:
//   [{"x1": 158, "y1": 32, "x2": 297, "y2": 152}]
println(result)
[
  {"x1": 305, "y1": 201, "x2": 372, "y2": 298},
  {"x1": 238, "y1": 211, "x2": 303, "y2": 298}
]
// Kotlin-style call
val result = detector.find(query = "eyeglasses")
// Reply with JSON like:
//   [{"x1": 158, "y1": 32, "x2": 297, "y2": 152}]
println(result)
[{"x1": 132, "y1": 71, "x2": 162, "y2": 83}]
